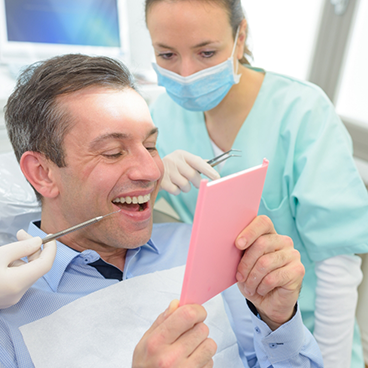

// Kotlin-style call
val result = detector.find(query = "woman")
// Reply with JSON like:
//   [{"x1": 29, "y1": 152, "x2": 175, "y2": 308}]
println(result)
[
  {"x1": 145, "y1": 0, "x2": 368, "y2": 366},
  {"x1": 0, "y1": 230, "x2": 56, "y2": 309}
]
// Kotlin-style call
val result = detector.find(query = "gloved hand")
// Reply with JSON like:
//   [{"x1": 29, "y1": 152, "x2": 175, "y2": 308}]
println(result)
[
  {"x1": 160, "y1": 150, "x2": 221, "y2": 195},
  {"x1": 0, "y1": 230, "x2": 57, "y2": 309}
]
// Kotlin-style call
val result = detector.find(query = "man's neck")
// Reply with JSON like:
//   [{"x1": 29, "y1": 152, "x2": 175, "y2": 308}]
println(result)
[{"x1": 40, "y1": 207, "x2": 127, "y2": 271}]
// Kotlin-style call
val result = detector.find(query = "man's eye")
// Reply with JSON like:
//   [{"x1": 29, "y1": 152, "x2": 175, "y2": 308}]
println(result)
[
  {"x1": 102, "y1": 152, "x2": 123, "y2": 159},
  {"x1": 145, "y1": 145, "x2": 157, "y2": 155}
]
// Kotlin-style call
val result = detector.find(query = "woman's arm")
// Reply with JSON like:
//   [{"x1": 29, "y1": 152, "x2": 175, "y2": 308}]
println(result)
[{"x1": 314, "y1": 254, "x2": 362, "y2": 367}]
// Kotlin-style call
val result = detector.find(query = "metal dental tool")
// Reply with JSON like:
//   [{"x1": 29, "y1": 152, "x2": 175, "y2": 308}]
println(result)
[
  {"x1": 207, "y1": 149, "x2": 242, "y2": 168},
  {"x1": 41, "y1": 210, "x2": 121, "y2": 244}
]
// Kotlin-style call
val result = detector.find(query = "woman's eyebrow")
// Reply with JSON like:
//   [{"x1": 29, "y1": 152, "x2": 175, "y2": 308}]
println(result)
[
  {"x1": 155, "y1": 40, "x2": 217, "y2": 50},
  {"x1": 191, "y1": 40, "x2": 216, "y2": 49}
]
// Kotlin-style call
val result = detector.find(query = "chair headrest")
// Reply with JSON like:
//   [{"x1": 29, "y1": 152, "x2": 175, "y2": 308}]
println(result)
[{"x1": 0, "y1": 151, "x2": 41, "y2": 245}]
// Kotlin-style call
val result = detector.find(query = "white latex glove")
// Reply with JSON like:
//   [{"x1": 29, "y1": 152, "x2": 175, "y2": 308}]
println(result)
[
  {"x1": 161, "y1": 150, "x2": 221, "y2": 195},
  {"x1": 0, "y1": 229, "x2": 57, "y2": 309}
]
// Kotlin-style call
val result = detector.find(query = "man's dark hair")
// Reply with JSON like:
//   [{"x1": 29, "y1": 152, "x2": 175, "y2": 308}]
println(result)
[{"x1": 5, "y1": 53, "x2": 136, "y2": 168}]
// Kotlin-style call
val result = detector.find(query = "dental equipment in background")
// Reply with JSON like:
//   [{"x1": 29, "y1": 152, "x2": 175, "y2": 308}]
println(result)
[
  {"x1": 41, "y1": 210, "x2": 121, "y2": 244},
  {"x1": 207, "y1": 149, "x2": 242, "y2": 168}
]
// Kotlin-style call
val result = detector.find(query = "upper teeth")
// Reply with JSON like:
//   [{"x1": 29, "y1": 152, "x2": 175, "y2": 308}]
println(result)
[{"x1": 112, "y1": 194, "x2": 150, "y2": 204}]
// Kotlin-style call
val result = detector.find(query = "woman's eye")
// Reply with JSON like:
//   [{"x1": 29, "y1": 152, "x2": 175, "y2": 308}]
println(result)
[
  {"x1": 158, "y1": 52, "x2": 174, "y2": 60},
  {"x1": 200, "y1": 51, "x2": 215, "y2": 58}
]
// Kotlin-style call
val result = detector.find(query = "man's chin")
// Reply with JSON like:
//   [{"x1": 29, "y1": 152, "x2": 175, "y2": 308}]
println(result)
[{"x1": 115, "y1": 223, "x2": 153, "y2": 249}]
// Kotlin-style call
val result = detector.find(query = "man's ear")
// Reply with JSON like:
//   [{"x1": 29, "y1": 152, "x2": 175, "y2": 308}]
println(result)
[{"x1": 20, "y1": 152, "x2": 60, "y2": 198}]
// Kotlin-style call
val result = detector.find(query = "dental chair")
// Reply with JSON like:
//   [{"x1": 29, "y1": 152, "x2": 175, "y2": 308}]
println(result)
[
  {"x1": 0, "y1": 151, "x2": 41, "y2": 245},
  {"x1": 0, "y1": 151, "x2": 179, "y2": 246}
]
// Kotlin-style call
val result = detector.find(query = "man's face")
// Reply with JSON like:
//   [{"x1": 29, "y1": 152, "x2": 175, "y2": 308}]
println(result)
[{"x1": 50, "y1": 86, "x2": 163, "y2": 251}]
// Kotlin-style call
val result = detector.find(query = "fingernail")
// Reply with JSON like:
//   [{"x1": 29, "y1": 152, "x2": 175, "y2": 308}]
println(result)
[
  {"x1": 164, "y1": 299, "x2": 179, "y2": 318},
  {"x1": 237, "y1": 238, "x2": 247, "y2": 249}
]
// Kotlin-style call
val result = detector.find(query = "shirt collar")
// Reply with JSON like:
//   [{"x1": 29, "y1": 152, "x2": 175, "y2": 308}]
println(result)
[
  {"x1": 27, "y1": 220, "x2": 160, "y2": 291},
  {"x1": 143, "y1": 238, "x2": 160, "y2": 254}
]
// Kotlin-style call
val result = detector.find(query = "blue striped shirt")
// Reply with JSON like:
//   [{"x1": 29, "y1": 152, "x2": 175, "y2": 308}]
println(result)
[{"x1": 0, "y1": 221, "x2": 323, "y2": 367}]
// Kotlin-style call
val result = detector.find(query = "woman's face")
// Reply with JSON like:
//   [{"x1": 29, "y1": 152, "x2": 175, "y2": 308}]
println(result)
[{"x1": 147, "y1": 1, "x2": 243, "y2": 77}]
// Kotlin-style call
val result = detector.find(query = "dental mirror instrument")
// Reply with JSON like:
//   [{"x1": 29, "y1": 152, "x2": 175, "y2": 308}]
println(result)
[{"x1": 41, "y1": 210, "x2": 121, "y2": 244}]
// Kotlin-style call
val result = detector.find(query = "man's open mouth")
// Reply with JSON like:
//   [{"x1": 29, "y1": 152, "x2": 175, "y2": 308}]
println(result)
[{"x1": 112, "y1": 194, "x2": 150, "y2": 212}]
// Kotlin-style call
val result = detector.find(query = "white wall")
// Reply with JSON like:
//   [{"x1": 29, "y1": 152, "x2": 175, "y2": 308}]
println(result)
[{"x1": 125, "y1": 0, "x2": 154, "y2": 74}]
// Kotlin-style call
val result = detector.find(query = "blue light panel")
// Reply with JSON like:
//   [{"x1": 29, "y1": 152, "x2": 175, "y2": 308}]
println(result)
[{"x1": 4, "y1": 0, "x2": 121, "y2": 47}]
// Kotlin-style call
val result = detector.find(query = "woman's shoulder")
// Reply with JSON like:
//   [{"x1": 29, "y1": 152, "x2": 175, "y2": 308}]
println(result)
[
  {"x1": 262, "y1": 69, "x2": 332, "y2": 107},
  {"x1": 149, "y1": 92, "x2": 202, "y2": 127},
  {"x1": 150, "y1": 92, "x2": 183, "y2": 114}
]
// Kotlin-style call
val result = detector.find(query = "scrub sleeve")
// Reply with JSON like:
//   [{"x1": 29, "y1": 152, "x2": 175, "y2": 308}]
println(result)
[{"x1": 151, "y1": 68, "x2": 368, "y2": 367}]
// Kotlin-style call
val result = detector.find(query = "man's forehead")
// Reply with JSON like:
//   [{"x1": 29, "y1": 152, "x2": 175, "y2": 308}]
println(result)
[
  {"x1": 57, "y1": 85, "x2": 135, "y2": 107},
  {"x1": 57, "y1": 86, "x2": 155, "y2": 140}
]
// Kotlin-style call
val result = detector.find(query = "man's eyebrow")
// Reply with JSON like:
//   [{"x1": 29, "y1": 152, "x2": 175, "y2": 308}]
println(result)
[
  {"x1": 89, "y1": 133, "x2": 130, "y2": 150},
  {"x1": 148, "y1": 127, "x2": 159, "y2": 138},
  {"x1": 89, "y1": 128, "x2": 158, "y2": 150}
]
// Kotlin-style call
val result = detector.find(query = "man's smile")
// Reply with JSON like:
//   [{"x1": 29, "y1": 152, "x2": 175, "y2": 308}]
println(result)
[{"x1": 112, "y1": 193, "x2": 151, "y2": 212}]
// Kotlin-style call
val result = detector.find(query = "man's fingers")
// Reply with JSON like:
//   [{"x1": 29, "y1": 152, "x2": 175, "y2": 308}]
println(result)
[
  {"x1": 139, "y1": 300, "x2": 180, "y2": 341},
  {"x1": 186, "y1": 337, "x2": 217, "y2": 367},
  {"x1": 133, "y1": 302, "x2": 211, "y2": 367},
  {"x1": 161, "y1": 304, "x2": 208, "y2": 345},
  {"x1": 255, "y1": 259, "x2": 304, "y2": 297},
  {"x1": 235, "y1": 215, "x2": 276, "y2": 251},
  {"x1": 238, "y1": 247, "x2": 292, "y2": 295},
  {"x1": 0, "y1": 237, "x2": 42, "y2": 266},
  {"x1": 172, "y1": 322, "x2": 211, "y2": 358},
  {"x1": 144, "y1": 304, "x2": 207, "y2": 347},
  {"x1": 236, "y1": 234, "x2": 293, "y2": 283}
]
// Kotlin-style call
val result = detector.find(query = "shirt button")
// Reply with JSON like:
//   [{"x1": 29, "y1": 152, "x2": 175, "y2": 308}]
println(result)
[
  {"x1": 254, "y1": 326, "x2": 261, "y2": 334},
  {"x1": 269, "y1": 343, "x2": 278, "y2": 349}
]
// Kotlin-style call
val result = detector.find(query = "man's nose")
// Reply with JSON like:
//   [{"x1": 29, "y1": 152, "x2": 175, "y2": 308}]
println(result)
[{"x1": 127, "y1": 148, "x2": 162, "y2": 182}]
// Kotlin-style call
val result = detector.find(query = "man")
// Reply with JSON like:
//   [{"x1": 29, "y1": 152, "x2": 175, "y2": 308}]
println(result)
[{"x1": 1, "y1": 54, "x2": 323, "y2": 367}]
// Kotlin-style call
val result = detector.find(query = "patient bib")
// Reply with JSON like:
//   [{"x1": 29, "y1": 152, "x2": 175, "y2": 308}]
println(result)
[{"x1": 20, "y1": 266, "x2": 244, "y2": 367}]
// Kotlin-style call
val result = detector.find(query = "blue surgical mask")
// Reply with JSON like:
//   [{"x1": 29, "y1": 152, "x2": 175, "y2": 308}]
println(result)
[{"x1": 152, "y1": 28, "x2": 241, "y2": 112}]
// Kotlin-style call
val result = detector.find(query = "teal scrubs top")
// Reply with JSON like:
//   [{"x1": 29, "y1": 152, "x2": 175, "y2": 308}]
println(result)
[{"x1": 150, "y1": 68, "x2": 368, "y2": 367}]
